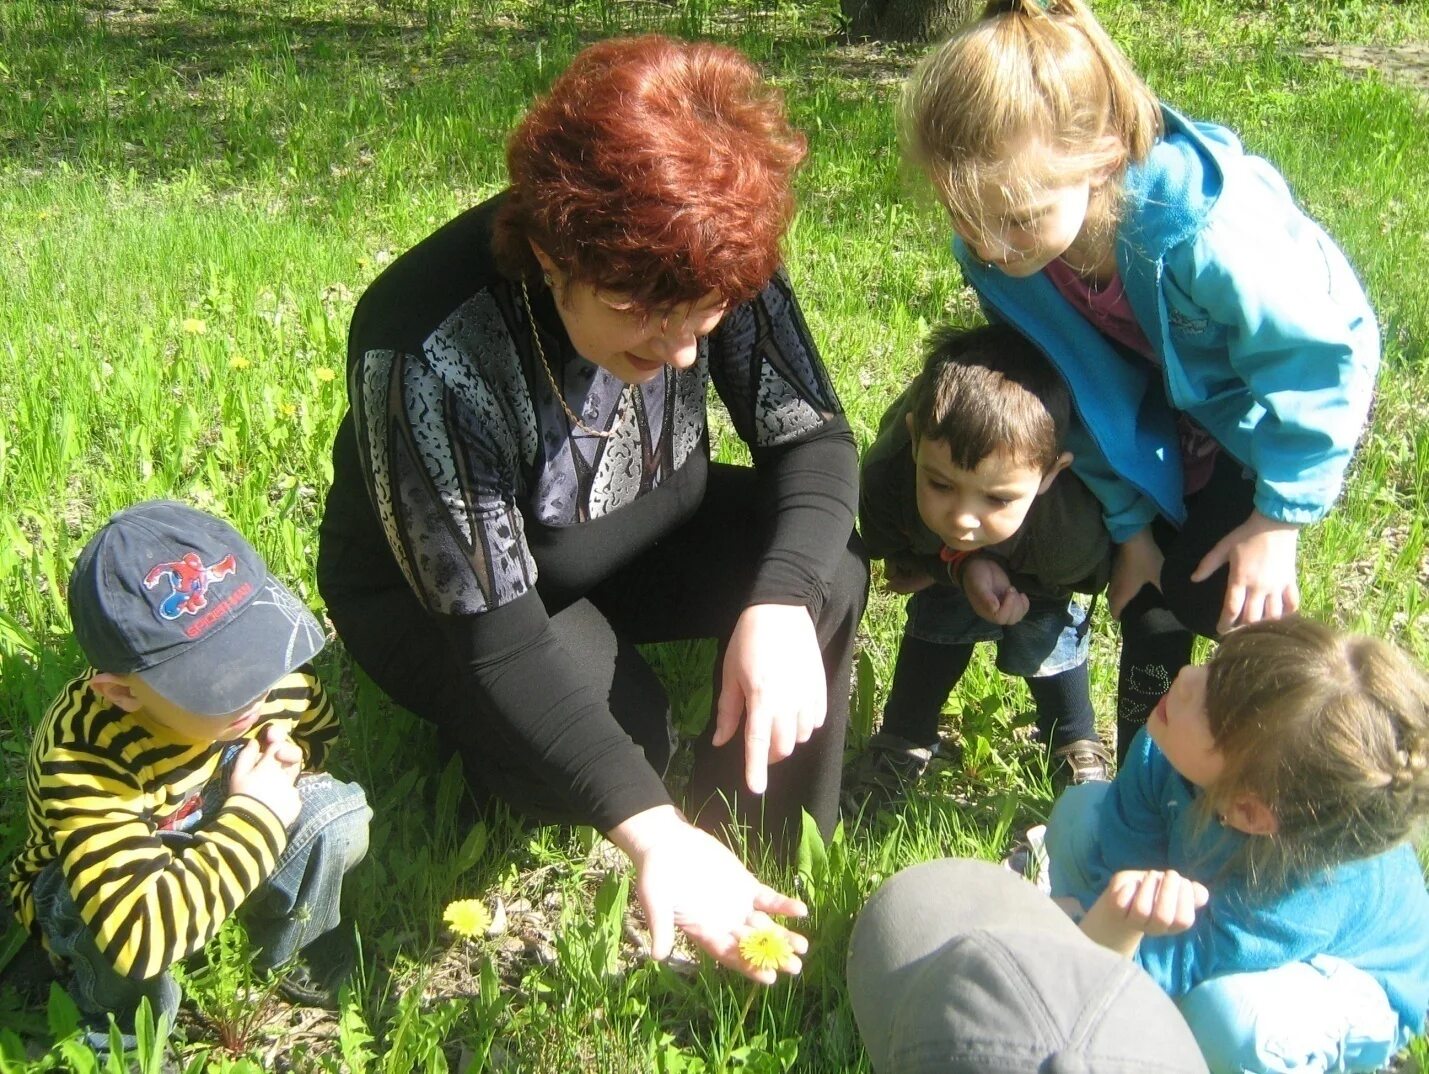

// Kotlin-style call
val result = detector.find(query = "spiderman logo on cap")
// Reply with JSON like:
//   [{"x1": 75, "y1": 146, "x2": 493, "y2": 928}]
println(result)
[{"x1": 143, "y1": 552, "x2": 239, "y2": 621}]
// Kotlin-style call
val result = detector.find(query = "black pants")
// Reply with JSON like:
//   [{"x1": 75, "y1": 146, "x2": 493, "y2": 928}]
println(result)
[
  {"x1": 323, "y1": 464, "x2": 868, "y2": 848},
  {"x1": 1116, "y1": 453, "x2": 1256, "y2": 760}
]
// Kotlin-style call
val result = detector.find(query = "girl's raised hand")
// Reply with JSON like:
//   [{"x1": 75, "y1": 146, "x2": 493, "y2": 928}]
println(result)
[
  {"x1": 1190, "y1": 510, "x2": 1301, "y2": 633},
  {"x1": 1080, "y1": 869, "x2": 1208, "y2": 957}
]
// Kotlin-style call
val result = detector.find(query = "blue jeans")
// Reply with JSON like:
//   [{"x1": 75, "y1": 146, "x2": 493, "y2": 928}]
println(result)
[
  {"x1": 904, "y1": 586, "x2": 1089, "y2": 678},
  {"x1": 1045, "y1": 783, "x2": 1404, "y2": 1073},
  {"x1": 32, "y1": 763, "x2": 370, "y2": 1039}
]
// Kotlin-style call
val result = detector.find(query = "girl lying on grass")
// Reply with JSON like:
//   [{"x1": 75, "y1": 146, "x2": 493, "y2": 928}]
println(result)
[{"x1": 1046, "y1": 617, "x2": 1429, "y2": 1074}]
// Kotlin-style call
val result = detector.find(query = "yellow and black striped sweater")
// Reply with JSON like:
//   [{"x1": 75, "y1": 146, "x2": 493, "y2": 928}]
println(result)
[{"x1": 7, "y1": 664, "x2": 338, "y2": 981}]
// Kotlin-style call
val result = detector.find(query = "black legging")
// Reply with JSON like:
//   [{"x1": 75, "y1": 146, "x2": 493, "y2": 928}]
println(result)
[
  {"x1": 1116, "y1": 453, "x2": 1257, "y2": 761},
  {"x1": 325, "y1": 464, "x2": 868, "y2": 850}
]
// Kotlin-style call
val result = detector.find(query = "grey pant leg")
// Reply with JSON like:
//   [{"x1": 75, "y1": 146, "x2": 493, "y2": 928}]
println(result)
[
  {"x1": 242, "y1": 772, "x2": 371, "y2": 971},
  {"x1": 31, "y1": 862, "x2": 181, "y2": 1035}
]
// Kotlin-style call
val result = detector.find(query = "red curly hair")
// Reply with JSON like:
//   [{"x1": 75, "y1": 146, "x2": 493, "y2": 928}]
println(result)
[{"x1": 492, "y1": 35, "x2": 806, "y2": 310}]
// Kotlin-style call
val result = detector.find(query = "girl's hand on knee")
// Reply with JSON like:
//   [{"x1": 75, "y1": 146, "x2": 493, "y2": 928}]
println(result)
[
  {"x1": 1190, "y1": 511, "x2": 1301, "y2": 633},
  {"x1": 1080, "y1": 869, "x2": 1208, "y2": 957},
  {"x1": 1109, "y1": 527, "x2": 1164, "y2": 619}
]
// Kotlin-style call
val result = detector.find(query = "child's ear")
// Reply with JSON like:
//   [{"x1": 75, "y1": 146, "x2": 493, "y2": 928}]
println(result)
[
  {"x1": 1037, "y1": 451, "x2": 1074, "y2": 494},
  {"x1": 88, "y1": 672, "x2": 143, "y2": 713},
  {"x1": 1224, "y1": 793, "x2": 1278, "y2": 837}
]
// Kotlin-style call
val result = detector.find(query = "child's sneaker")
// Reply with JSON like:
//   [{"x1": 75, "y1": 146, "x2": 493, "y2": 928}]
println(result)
[
  {"x1": 1001, "y1": 823, "x2": 1051, "y2": 895},
  {"x1": 1050, "y1": 738, "x2": 1113, "y2": 792},
  {"x1": 840, "y1": 732, "x2": 939, "y2": 819},
  {"x1": 268, "y1": 927, "x2": 358, "y2": 1010}
]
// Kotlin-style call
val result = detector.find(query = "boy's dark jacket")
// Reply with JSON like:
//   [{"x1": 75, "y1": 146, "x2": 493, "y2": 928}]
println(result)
[{"x1": 859, "y1": 383, "x2": 1111, "y2": 599}]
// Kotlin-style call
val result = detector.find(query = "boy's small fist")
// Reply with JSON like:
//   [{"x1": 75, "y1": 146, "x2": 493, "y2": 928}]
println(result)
[
  {"x1": 883, "y1": 562, "x2": 934, "y2": 594},
  {"x1": 229, "y1": 737, "x2": 301, "y2": 828},
  {"x1": 261, "y1": 724, "x2": 305, "y2": 775}
]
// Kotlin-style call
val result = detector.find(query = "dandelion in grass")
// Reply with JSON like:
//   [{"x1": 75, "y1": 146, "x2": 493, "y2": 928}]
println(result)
[
  {"x1": 443, "y1": 898, "x2": 492, "y2": 939},
  {"x1": 182, "y1": 318, "x2": 208, "y2": 335},
  {"x1": 315, "y1": 367, "x2": 337, "y2": 383},
  {"x1": 229, "y1": 354, "x2": 250, "y2": 370},
  {"x1": 281, "y1": 402, "x2": 298, "y2": 418},
  {"x1": 738, "y1": 927, "x2": 794, "y2": 973}
]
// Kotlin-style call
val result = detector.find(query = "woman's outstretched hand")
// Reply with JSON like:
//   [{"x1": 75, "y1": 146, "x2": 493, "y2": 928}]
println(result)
[
  {"x1": 609, "y1": 805, "x2": 808, "y2": 984},
  {"x1": 713, "y1": 602, "x2": 827, "y2": 796},
  {"x1": 1190, "y1": 510, "x2": 1300, "y2": 633}
]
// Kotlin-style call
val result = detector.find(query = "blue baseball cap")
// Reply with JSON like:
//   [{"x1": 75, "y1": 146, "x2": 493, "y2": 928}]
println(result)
[{"x1": 68, "y1": 500, "x2": 324, "y2": 716}]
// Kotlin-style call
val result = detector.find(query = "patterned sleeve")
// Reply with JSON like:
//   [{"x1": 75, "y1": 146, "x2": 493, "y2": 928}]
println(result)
[
  {"x1": 270, "y1": 665, "x2": 338, "y2": 771},
  {"x1": 349, "y1": 293, "x2": 542, "y2": 616},
  {"x1": 707, "y1": 269, "x2": 844, "y2": 447},
  {"x1": 39, "y1": 743, "x2": 287, "y2": 981}
]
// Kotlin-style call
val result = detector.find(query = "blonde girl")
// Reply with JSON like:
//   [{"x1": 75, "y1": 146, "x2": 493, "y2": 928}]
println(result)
[
  {"x1": 903, "y1": 0, "x2": 1380, "y2": 758},
  {"x1": 1046, "y1": 617, "x2": 1429, "y2": 1073}
]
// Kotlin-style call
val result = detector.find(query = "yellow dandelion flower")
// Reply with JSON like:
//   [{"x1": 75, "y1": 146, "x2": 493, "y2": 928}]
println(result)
[
  {"x1": 281, "y1": 402, "x2": 298, "y2": 418},
  {"x1": 181, "y1": 318, "x2": 208, "y2": 336},
  {"x1": 738, "y1": 927, "x2": 795, "y2": 973},
  {"x1": 315, "y1": 367, "x2": 337, "y2": 383},
  {"x1": 228, "y1": 354, "x2": 250, "y2": 370},
  {"x1": 443, "y1": 898, "x2": 493, "y2": 939}
]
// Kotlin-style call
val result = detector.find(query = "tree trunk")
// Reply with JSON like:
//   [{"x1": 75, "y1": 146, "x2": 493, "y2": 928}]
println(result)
[{"x1": 840, "y1": 0, "x2": 977, "y2": 42}]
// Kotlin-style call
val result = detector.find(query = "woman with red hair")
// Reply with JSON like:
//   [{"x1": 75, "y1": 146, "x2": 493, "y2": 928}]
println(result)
[{"x1": 318, "y1": 36, "x2": 865, "y2": 981}]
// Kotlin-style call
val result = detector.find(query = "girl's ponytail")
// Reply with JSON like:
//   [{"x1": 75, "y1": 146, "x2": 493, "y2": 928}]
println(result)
[
  {"x1": 982, "y1": 0, "x2": 1160, "y2": 163},
  {"x1": 903, "y1": 0, "x2": 1159, "y2": 228},
  {"x1": 1384, "y1": 734, "x2": 1429, "y2": 806},
  {"x1": 1203, "y1": 619, "x2": 1429, "y2": 887}
]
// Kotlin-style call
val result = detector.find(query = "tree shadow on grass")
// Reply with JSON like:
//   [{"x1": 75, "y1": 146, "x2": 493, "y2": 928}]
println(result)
[{"x1": 2, "y1": 0, "x2": 607, "y2": 185}]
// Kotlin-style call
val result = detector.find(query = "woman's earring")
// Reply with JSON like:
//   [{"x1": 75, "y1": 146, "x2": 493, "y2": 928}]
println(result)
[{"x1": 542, "y1": 272, "x2": 554, "y2": 288}]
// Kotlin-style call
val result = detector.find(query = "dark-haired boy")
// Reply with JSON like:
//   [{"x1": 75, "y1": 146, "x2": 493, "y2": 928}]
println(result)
[
  {"x1": 843, "y1": 324, "x2": 1113, "y2": 816},
  {"x1": 7, "y1": 501, "x2": 370, "y2": 1042}
]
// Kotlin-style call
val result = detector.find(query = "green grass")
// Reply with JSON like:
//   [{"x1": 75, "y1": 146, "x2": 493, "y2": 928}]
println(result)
[{"x1": 2, "y1": 0, "x2": 1428, "y2": 1069}]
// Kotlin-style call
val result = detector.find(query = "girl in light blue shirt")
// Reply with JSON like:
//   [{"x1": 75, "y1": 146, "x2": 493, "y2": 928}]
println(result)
[{"x1": 1047, "y1": 617, "x2": 1429, "y2": 1074}]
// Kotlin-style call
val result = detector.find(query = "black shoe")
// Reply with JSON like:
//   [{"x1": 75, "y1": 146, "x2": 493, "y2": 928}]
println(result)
[
  {"x1": 0, "y1": 911, "x2": 59, "y2": 1001},
  {"x1": 272, "y1": 958, "x2": 340, "y2": 1009},
  {"x1": 268, "y1": 927, "x2": 358, "y2": 1010},
  {"x1": 840, "y1": 732, "x2": 939, "y2": 819}
]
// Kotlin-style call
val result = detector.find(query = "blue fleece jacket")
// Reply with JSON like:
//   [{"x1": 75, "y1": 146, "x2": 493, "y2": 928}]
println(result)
[
  {"x1": 1082, "y1": 730, "x2": 1429, "y2": 1036},
  {"x1": 956, "y1": 107, "x2": 1380, "y2": 542}
]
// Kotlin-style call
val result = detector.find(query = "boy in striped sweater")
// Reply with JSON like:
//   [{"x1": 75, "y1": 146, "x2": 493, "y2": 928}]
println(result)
[{"x1": 7, "y1": 501, "x2": 370, "y2": 1038}]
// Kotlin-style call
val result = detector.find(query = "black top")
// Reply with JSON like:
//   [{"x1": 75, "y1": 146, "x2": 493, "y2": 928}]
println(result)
[
  {"x1": 320, "y1": 193, "x2": 856, "y2": 829},
  {"x1": 859, "y1": 382, "x2": 1111, "y2": 598}
]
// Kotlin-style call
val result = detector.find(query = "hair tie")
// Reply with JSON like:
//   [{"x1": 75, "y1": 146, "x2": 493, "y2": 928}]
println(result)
[
  {"x1": 987, "y1": 0, "x2": 1052, "y2": 15},
  {"x1": 1391, "y1": 747, "x2": 1427, "y2": 791}
]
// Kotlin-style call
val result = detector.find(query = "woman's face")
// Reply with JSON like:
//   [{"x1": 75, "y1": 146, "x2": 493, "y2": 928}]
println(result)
[{"x1": 551, "y1": 278, "x2": 729, "y2": 384}]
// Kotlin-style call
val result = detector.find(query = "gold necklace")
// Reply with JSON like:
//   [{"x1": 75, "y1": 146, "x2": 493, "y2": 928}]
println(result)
[{"x1": 521, "y1": 279, "x2": 627, "y2": 440}]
